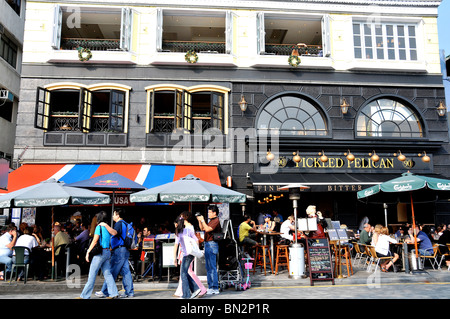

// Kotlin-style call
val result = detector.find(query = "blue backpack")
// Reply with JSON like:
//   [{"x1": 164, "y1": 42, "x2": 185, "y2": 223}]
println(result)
[{"x1": 121, "y1": 221, "x2": 137, "y2": 249}]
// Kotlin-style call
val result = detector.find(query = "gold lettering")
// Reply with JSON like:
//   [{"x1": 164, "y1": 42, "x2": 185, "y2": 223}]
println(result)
[
  {"x1": 328, "y1": 158, "x2": 335, "y2": 168},
  {"x1": 314, "y1": 158, "x2": 321, "y2": 168}
]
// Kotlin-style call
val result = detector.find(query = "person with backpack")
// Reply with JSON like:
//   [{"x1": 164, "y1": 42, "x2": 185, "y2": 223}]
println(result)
[{"x1": 96, "y1": 209, "x2": 135, "y2": 298}]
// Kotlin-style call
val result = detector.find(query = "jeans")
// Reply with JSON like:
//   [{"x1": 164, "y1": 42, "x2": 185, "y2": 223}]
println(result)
[
  {"x1": 0, "y1": 255, "x2": 12, "y2": 273},
  {"x1": 80, "y1": 249, "x2": 118, "y2": 299},
  {"x1": 180, "y1": 254, "x2": 199, "y2": 299},
  {"x1": 204, "y1": 241, "x2": 219, "y2": 290},
  {"x1": 11, "y1": 255, "x2": 30, "y2": 278},
  {"x1": 101, "y1": 246, "x2": 134, "y2": 297}
]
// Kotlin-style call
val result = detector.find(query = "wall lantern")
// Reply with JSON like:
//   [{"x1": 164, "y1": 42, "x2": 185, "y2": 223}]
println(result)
[
  {"x1": 266, "y1": 149, "x2": 275, "y2": 161},
  {"x1": 418, "y1": 151, "x2": 431, "y2": 163},
  {"x1": 344, "y1": 149, "x2": 355, "y2": 162},
  {"x1": 394, "y1": 151, "x2": 406, "y2": 162},
  {"x1": 226, "y1": 176, "x2": 232, "y2": 187},
  {"x1": 239, "y1": 95, "x2": 248, "y2": 112},
  {"x1": 292, "y1": 151, "x2": 301, "y2": 166},
  {"x1": 340, "y1": 97, "x2": 350, "y2": 115},
  {"x1": 437, "y1": 100, "x2": 447, "y2": 117},
  {"x1": 318, "y1": 150, "x2": 328, "y2": 163},
  {"x1": 369, "y1": 150, "x2": 379, "y2": 162}
]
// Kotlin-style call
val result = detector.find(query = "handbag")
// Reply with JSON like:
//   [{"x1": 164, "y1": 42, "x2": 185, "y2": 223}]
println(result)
[
  {"x1": 185, "y1": 236, "x2": 204, "y2": 258},
  {"x1": 88, "y1": 226, "x2": 103, "y2": 260}
]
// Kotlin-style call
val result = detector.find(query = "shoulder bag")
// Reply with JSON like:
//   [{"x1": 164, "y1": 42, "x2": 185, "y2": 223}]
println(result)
[
  {"x1": 185, "y1": 235, "x2": 204, "y2": 258},
  {"x1": 88, "y1": 226, "x2": 103, "y2": 260}
]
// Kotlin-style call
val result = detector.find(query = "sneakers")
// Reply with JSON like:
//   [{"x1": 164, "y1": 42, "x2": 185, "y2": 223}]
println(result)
[
  {"x1": 206, "y1": 288, "x2": 220, "y2": 295},
  {"x1": 119, "y1": 292, "x2": 134, "y2": 298},
  {"x1": 190, "y1": 289, "x2": 202, "y2": 299},
  {"x1": 95, "y1": 291, "x2": 106, "y2": 298}
]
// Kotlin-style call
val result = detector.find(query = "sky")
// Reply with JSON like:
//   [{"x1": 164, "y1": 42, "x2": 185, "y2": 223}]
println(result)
[{"x1": 438, "y1": 0, "x2": 450, "y2": 109}]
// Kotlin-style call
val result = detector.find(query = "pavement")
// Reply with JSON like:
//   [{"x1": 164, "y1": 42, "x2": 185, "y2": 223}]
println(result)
[{"x1": 1, "y1": 260, "x2": 450, "y2": 293}]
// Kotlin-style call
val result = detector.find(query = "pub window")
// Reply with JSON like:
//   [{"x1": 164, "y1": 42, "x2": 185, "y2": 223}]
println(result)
[
  {"x1": 34, "y1": 84, "x2": 129, "y2": 133},
  {"x1": 147, "y1": 87, "x2": 226, "y2": 134},
  {"x1": 356, "y1": 98, "x2": 423, "y2": 138},
  {"x1": 0, "y1": 34, "x2": 18, "y2": 68},
  {"x1": 256, "y1": 93, "x2": 328, "y2": 136}
]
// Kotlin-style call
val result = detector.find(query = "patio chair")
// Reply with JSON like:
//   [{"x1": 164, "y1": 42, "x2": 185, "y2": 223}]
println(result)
[
  {"x1": 436, "y1": 244, "x2": 449, "y2": 270},
  {"x1": 419, "y1": 244, "x2": 439, "y2": 270},
  {"x1": 9, "y1": 246, "x2": 31, "y2": 284},
  {"x1": 353, "y1": 243, "x2": 368, "y2": 266},
  {"x1": 367, "y1": 246, "x2": 393, "y2": 274}
]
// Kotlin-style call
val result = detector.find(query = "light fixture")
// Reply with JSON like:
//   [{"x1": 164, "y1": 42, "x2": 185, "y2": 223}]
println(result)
[
  {"x1": 344, "y1": 149, "x2": 355, "y2": 162},
  {"x1": 292, "y1": 151, "x2": 301, "y2": 166},
  {"x1": 266, "y1": 149, "x2": 275, "y2": 161},
  {"x1": 369, "y1": 150, "x2": 379, "y2": 162},
  {"x1": 318, "y1": 150, "x2": 328, "y2": 163},
  {"x1": 437, "y1": 100, "x2": 447, "y2": 117},
  {"x1": 239, "y1": 95, "x2": 248, "y2": 112},
  {"x1": 394, "y1": 151, "x2": 406, "y2": 162},
  {"x1": 340, "y1": 97, "x2": 350, "y2": 115},
  {"x1": 418, "y1": 151, "x2": 431, "y2": 163},
  {"x1": 60, "y1": 124, "x2": 71, "y2": 131}
]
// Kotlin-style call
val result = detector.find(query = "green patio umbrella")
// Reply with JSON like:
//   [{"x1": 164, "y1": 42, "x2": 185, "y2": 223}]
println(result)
[
  {"x1": 0, "y1": 178, "x2": 110, "y2": 279},
  {"x1": 357, "y1": 172, "x2": 450, "y2": 257},
  {"x1": 130, "y1": 174, "x2": 246, "y2": 204}
]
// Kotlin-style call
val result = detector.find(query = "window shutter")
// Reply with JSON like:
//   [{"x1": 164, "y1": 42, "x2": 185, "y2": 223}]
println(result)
[
  {"x1": 183, "y1": 91, "x2": 192, "y2": 132},
  {"x1": 51, "y1": 4, "x2": 62, "y2": 49},
  {"x1": 156, "y1": 8, "x2": 163, "y2": 52},
  {"x1": 211, "y1": 92, "x2": 224, "y2": 133},
  {"x1": 34, "y1": 87, "x2": 51, "y2": 130},
  {"x1": 257, "y1": 12, "x2": 265, "y2": 55},
  {"x1": 321, "y1": 15, "x2": 331, "y2": 57},
  {"x1": 148, "y1": 90, "x2": 155, "y2": 133},
  {"x1": 109, "y1": 90, "x2": 125, "y2": 132},
  {"x1": 79, "y1": 88, "x2": 92, "y2": 132},
  {"x1": 225, "y1": 11, "x2": 234, "y2": 55},
  {"x1": 120, "y1": 7, "x2": 132, "y2": 51}
]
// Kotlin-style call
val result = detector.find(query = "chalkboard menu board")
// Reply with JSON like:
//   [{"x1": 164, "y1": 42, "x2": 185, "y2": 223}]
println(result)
[{"x1": 306, "y1": 238, "x2": 334, "y2": 286}]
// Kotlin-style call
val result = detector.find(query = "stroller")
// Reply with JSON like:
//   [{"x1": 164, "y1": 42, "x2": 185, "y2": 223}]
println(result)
[{"x1": 217, "y1": 219, "x2": 252, "y2": 291}]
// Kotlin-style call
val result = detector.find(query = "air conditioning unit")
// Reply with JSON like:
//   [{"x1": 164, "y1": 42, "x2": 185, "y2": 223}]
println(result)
[{"x1": 0, "y1": 90, "x2": 14, "y2": 102}]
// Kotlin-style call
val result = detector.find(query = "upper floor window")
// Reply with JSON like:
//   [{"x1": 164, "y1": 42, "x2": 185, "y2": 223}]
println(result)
[
  {"x1": 353, "y1": 21, "x2": 418, "y2": 61},
  {"x1": 6, "y1": 0, "x2": 21, "y2": 16},
  {"x1": 146, "y1": 85, "x2": 229, "y2": 134},
  {"x1": 0, "y1": 33, "x2": 18, "y2": 68},
  {"x1": 52, "y1": 5, "x2": 134, "y2": 52},
  {"x1": 257, "y1": 13, "x2": 330, "y2": 57},
  {"x1": 356, "y1": 98, "x2": 423, "y2": 138},
  {"x1": 257, "y1": 93, "x2": 328, "y2": 136},
  {"x1": 157, "y1": 9, "x2": 235, "y2": 55},
  {"x1": 34, "y1": 83, "x2": 130, "y2": 133}
]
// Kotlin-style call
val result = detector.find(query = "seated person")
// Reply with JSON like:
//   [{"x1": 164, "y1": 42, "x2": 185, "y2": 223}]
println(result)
[
  {"x1": 262, "y1": 214, "x2": 276, "y2": 231},
  {"x1": 279, "y1": 215, "x2": 295, "y2": 244},
  {"x1": 238, "y1": 215, "x2": 259, "y2": 251},
  {"x1": 406, "y1": 224, "x2": 434, "y2": 256},
  {"x1": 375, "y1": 227, "x2": 399, "y2": 272}
]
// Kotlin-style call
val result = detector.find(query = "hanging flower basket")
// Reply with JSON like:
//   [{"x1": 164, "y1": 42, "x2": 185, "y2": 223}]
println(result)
[
  {"x1": 288, "y1": 54, "x2": 301, "y2": 67},
  {"x1": 78, "y1": 47, "x2": 92, "y2": 62},
  {"x1": 185, "y1": 50, "x2": 198, "y2": 64}
]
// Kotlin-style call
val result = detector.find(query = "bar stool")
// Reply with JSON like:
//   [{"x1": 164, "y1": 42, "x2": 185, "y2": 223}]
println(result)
[
  {"x1": 274, "y1": 245, "x2": 290, "y2": 275},
  {"x1": 340, "y1": 245, "x2": 354, "y2": 276},
  {"x1": 252, "y1": 245, "x2": 273, "y2": 276}
]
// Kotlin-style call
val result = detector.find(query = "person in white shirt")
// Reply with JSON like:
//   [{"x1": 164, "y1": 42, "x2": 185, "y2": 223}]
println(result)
[
  {"x1": 375, "y1": 226, "x2": 399, "y2": 272},
  {"x1": 13, "y1": 226, "x2": 38, "y2": 280},
  {"x1": 0, "y1": 224, "x2": 18, "y2": 277},
  {"x1": 280, "y1": 215, "x2": 295, "y2": 242}
]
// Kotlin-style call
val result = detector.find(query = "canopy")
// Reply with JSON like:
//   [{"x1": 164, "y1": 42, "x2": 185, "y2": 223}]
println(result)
[
  {"x1": 0, "y1": 178, "x2": 110, "y2": 208},
  {"x1": 130, "y1": 174, "x2": 246, "y2": 203},
  {"x1": 66, "y1": 172, "x2": 146, "y2": 191}
]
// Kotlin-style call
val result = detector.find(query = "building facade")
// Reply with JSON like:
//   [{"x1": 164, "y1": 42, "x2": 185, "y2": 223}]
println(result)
[{"x1": 9, "y1": 0, "x2": 450, "y2": 228}]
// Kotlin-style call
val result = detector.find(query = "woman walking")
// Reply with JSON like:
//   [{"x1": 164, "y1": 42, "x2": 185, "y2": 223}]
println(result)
[{"x1": 79, "y1": 211, "x2": 118, "y2": 299}]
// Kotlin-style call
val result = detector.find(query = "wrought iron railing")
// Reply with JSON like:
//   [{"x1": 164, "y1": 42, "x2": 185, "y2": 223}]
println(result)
[
  {"x1": 264, "y1": 44, "x2": 322, "y2": 56},
  {"x1": 50, "y1": 115, "x2": 112, "y2": 132},
  {"x1": 60, "y1": 38, "x2": 121, "y2": 51},
  {"x1": 153, "y1": 116, "x2": 212, "y2": 133},
  {"x1": 161, "y1": 41, "x2": 226, "y2": 54}
]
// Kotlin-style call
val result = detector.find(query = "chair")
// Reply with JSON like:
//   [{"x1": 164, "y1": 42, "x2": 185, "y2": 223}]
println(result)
[
  {"x1": 55, "y1": 244, "x2": 71, "y2": 279},
  {"x1": 274, "y1": 245, "x2": 289, "y2": 275},
  {"x1": 367, "y1": 246, "x2": 393, "y2": 274},
  {"x1": 332, "y1": 242, "x2": 353, "y2": 277},
  {"x1": 9, "y1": 246, "x2": 31, "y2": 284},
  {"x1": 252, "y1": 245, "x2": 273, "y2": 276},
  {"x1": 419, "y1": 244, "x2": 439, "y2": 270},
  {"x1": 436, "y1": 244, "x2": 450, "y2": 270},
  {"x1": 353, "y1": 243, "x2": 369, "y2": 266}
]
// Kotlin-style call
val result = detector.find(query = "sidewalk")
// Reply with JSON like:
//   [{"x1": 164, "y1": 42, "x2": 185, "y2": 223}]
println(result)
[{"x1": 1, "y1": 263, "x2": 449, "y2": 293}]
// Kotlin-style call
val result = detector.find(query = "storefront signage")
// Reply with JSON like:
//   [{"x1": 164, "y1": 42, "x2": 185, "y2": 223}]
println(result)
[{"x1": 254, "y1": 184, "x2": 365, "y2": 193}]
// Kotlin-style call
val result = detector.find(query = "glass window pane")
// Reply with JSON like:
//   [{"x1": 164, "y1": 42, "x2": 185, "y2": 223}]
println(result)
[
  {"x1": 354, "y1": 48, "x2": 362, "y2": 59},
  {"x1": 353, "y1": 23, "x2": 360, "y2": 34}
]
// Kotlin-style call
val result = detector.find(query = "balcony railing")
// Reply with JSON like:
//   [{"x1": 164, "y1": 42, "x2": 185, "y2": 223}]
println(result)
[
  {"x1": 60, "y1": 38, "x2": 121, "y2": 51},
  {"x1": 264, "y1": 44, "x2": 323, "y2": 56},
  {"x1": 153, "y1": 115, "x2": 213, "y2": 133},
  {"x1": 161, "y1": 41, "x2": 226, "y2": 54},
  {"x1": 50, "y1": 114, "x2": 114, "y2": 132}
]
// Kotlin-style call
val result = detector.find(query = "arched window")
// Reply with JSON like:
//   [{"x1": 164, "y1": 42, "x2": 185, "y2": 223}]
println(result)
[
  {"x1": 356, "y1": 98, "x2": 423, "y2": 138},
  {"x1": 256, "y1": 94, "x2": 328, "y2": 136}
]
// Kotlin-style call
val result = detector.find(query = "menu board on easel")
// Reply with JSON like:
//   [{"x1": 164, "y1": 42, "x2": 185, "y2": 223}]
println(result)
[{"x1": 306, "y1": 238, "x2": 334, "y2": 286}]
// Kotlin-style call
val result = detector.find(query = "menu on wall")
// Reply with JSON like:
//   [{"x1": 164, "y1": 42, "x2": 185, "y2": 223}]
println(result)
[{"x1": 306, "y1": 238, "x2": 334, "y2": 286}]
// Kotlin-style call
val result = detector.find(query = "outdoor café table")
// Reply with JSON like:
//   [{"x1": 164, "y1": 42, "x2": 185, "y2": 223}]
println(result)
[
  {"x1": 256, "y1": 230, "x2": 282, "y2": 269},
  {"x1": 392, "y1": 242, "x2": 415, "y2": 273}
]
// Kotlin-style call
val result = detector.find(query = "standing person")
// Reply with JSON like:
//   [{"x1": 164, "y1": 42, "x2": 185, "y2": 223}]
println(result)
[
  {"x1": 359, "y1": 223, "x2": 372, "y2": 245},
  {"x1": 96, "y1": 209, "x2": 134, "y2": 298},
  {"x1": 173, "y1": 213, "x2": 202, "y2": 299},
  {"x1": 79, "y1": 211, "x2": 118, "y2": 299},
  {"x1": 0, "y1": 225, "x2": 17, "y2": 280},
  {"x1": 174, "y1": 211, "x2": 207, "y2": 298},
  {"x1": 196, "y1": 205, "x2": 221, "y2": 295}
]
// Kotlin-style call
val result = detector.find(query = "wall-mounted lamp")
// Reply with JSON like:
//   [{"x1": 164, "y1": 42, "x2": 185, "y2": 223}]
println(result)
[
  {"x1": 318, "y1": 150, "x2": 328, "y2": 163},
  {"x1": 369, "y1": 150, "x2": 379, "y2": 162},
  {"x1": 394, "y1": 151, "x2": 406, "y2": 162},
  {"x1": 418, "y1": 151, "x2": 431, "y2": 163},
  {"x1": 239, "y1": 95, "x2": 248, "y2": 113},
  {"x1": 437, "y1": 100, "x2": 447, "y2": 117},
  {"x1": 266, "y1": 149, "x2": 275, "y2": 161},
  {"x1": 340, "y1": 97, "x2": 350, "y2": 115},
  {"x1": 344, "y1": 149, "x2": 355, "y2": 162},
  {"x1": 292, "y1": 151, "x2": 301, "y2": 167},
  {"x1": 226, "y1": 176, "x2": 232, "y2": 187}
]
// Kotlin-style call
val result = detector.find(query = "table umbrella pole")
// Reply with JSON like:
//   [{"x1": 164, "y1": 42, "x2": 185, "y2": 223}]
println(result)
[
  {"x1": 410, "y1": 193, "x2": 419, "y2": 259},
  {"x1": 51, "y1": 207, "x2": 55, "y2": 280}
]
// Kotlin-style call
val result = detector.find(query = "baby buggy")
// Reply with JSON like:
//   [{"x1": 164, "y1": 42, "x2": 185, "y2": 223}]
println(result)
[{"x1": 217, "y1": 220, "x2": 253, "y2": 291}]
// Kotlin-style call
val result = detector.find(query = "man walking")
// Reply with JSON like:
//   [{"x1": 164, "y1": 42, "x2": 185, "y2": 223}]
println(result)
[{"x1": 96, "y1": 209, "x2": 134, "y2": 298}]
